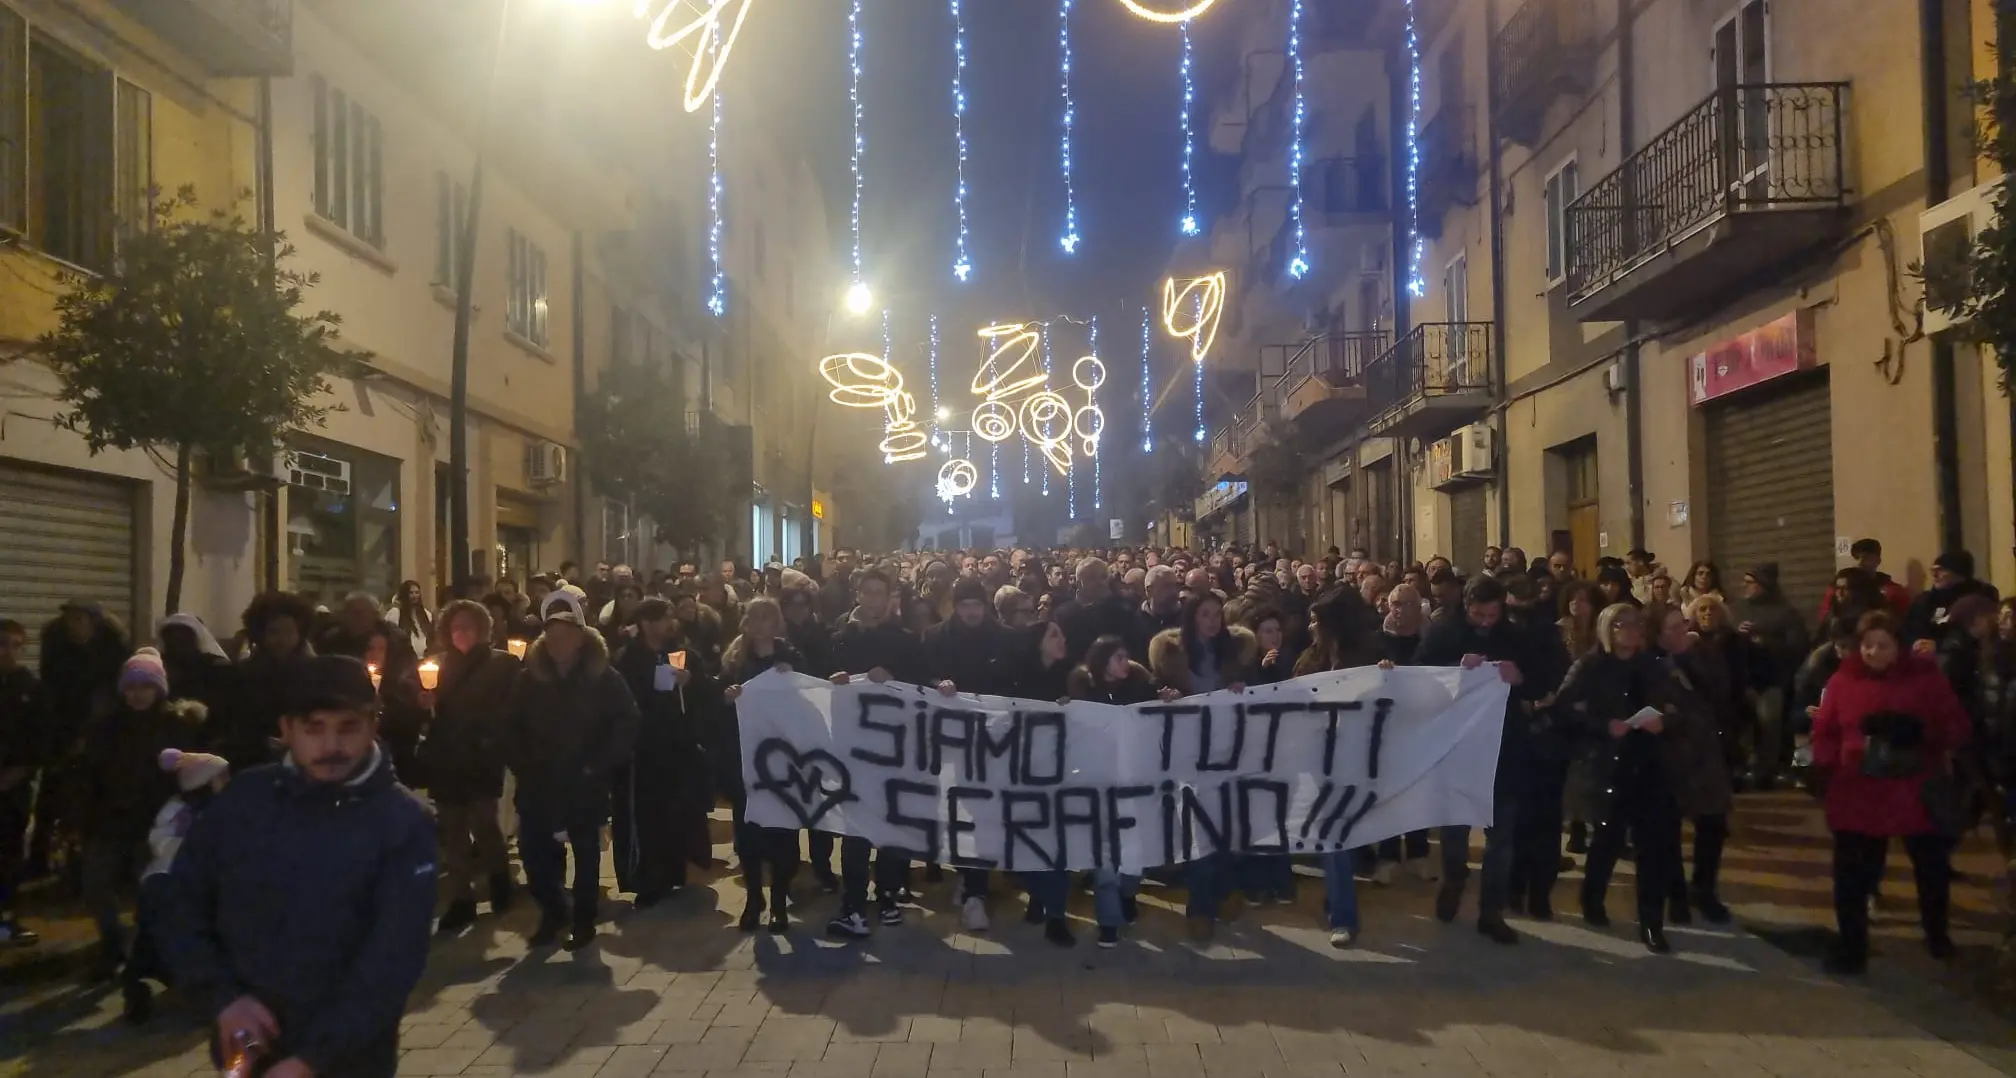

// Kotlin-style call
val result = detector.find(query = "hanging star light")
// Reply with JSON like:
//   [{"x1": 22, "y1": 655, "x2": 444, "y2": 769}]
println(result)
[
  {"x1": 634, "y1": 0, "x2": 757, "y2": 113},
  {"x1": 950, "y1": 0, "x2": 973, "y2": 281},
  {"x1": 1285, "y1": 0, "x2": 1310, "y2": 279},
  {"x1": 1057, "y1": 0, "x2": 1080, "y2": 254},
  {"x1": 1117, "y1": 0, "x2": 1218, "y2": 23},
  {"x1": 1138, "y1": 305, "x2": 1153, "y2": 452},
  {"x1": 1178, "y1": 23, "x2": 1199, "y2": 236},
  {"x1": 848, "y1": 0, "x2": 867, "y2": 292},
  {"x1": 1404, "y1": 0, "x2": 1426, "y2": 297},
  {"x1": 705, "y1": 27, "x2": 726, "y2": 316}
]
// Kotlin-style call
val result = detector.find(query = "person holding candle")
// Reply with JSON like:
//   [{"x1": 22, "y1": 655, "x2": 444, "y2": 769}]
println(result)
[
  {"x1": 418, "y1": 600, "x2": 521, "y2": 936},
  {"x1": 503, "y1": 591, "x2": 640, "y2": 949},
  {"x1": 611, "y1": 598, "x2": 715, "y2": 907}
]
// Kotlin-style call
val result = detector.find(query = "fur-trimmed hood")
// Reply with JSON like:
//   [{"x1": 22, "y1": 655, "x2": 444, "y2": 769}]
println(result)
[
  {"x1": 1066, "y1": 660, "x2": 1157, "y2": 705},
  {"x1": 1147, "y1": 624, "x2": 1258, "y2": 697},
  {"x1": 522, "y1": 624, "x2": 612, "y2": 683}
]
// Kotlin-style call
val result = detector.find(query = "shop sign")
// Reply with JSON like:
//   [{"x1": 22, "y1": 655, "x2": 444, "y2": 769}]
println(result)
[
  {"x1": 1194, "y1": 479, "x2": 1249, "y2": 519},
  {"x1": 1426, "y1": 437, "x2": 1456, "y2": 488},
  {"x1": 1688, "y1": 309, "x2": 1815, "y2": 405},
  {"x1": 811, "y1": 499, "x2": 826, "y2": 520}
]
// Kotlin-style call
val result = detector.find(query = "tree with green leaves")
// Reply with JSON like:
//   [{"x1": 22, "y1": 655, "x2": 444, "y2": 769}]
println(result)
[
  {"x1": 576, "y1": 358, "x2": 736, "y2": 558},
  {"x1": 30, "y1": 189, "x2": 343, "y2": 616},
  {"x1": 1924, "y1": 35, "x2": 2016, "y2": 382}
]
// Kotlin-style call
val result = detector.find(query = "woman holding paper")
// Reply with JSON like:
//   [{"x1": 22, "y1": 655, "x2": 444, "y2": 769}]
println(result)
[
  {"x1": 721, "y1": 597, "x2": 807, "y2": 933},
  {"x1": 1559, "y1": 603, "x2": 1682, "y2": 954}
]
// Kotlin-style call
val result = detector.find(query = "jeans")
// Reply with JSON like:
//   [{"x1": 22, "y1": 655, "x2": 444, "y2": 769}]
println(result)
[
  {"x1": 1185, "y1": 853, "x2": 1234, "y2": 919},
  {"x1": 1440, "y1": 785, "x2": 1520, "y2": 918},
  {"x1": 840, "y1": 838, "x2": 908, "y2": 914},
  {"x1": 1321, "y1": 849, "x2": 1361, "y2": 932},
  {"x1": 1020, "y1": 871, "x2": 1073, "y2": 920},
  {"x1": 1092, "y1": 867, "x2": 1141, "y2": 928},
  {"x1": 437, "y1": 798, "x2": 507, "y2": 904},
  {"x1": 515, "y1": 798, "x2": 603, "y2": 926},
  {"x1": 81, "y1": 837, "x2": 145, "y2": 953},
  {"x1": 1833, "y1": 830, "x2": 1951, "y2": 957}
]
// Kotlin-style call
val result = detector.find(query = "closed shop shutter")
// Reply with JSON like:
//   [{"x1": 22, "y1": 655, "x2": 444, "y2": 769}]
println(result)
[
  {"x1": 1367, "y1": 461, "x2": 1394, "y2": 560},
  {"x1": 1449, "y1": 486, "x2": 1489, "y2": 575},
  {"x1": 0, "y1": 462, "x2": 137, "y2": 664},
  {"x1": 1706, "y1": 371, "x2": 1835, "y2": 622}
]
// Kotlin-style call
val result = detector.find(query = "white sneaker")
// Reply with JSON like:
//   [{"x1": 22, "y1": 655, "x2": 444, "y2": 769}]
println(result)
[
  {"x1": 961, "y1": 896, "x2": 990, "y2": 933},
  {"x1": 1410, "y1": 858, "x2": 1441, "y2": 883},
  {"x1": 826, "y1": 912, "x2": 871, "y2": 939},
  {"x1": 1371, "y1": 862, "x2": 1397, "y2": 887},
  {"x1": 1328, "y1": 928, "x2": 1357, "y2": 948}
]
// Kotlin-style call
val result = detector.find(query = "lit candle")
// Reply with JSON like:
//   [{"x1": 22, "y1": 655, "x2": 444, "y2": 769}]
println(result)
[
  {"x1": 668, "y1": 650, "x2": 686, "y2": 671},
  {"x1": 418, "y1": 660, "x2": 440, "y2": 691},
  {"x1": 506, "y1": 639, "x2": 528, "y2": 660},
  {"x1": 367, "y1": 663, "x2": 382, "y2": 690}
]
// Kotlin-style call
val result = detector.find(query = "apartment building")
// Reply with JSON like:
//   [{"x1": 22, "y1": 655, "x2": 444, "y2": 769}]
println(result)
[
  {"x1": 0, "y1": 0, "x2": 829, "y2": 648},
  {"x1": 1189, "y1": 0, "x2": 1402, "y2": 554},
  {"x1": 1201, "y1": 0, "x2": 2011, "y2": 617}
]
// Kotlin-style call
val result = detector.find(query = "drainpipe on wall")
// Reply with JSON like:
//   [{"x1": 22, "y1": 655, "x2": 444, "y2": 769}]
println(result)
[
  {"x1": 1923, "y1": 0, "x2": 1963, "y2": 553},
  {"x1": 1483, "y1": 0, "x2": 1512, "y2": 548},
  {"x1": 1619, "y1": 0, "x2": 1647, "y2": 554},
  {"x1": 571, "y1": 231, "x2": 589, "y2": 567},
  {"x1": 257, "y1": 76, "x2": 280, "y2": 594}
]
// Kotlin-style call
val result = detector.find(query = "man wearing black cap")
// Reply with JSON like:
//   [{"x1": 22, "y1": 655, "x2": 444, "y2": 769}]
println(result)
[
  {"x1": 505, "y1": 590, "x2": 640, "y2": 949},
  {"x1": 158, "y1": 654, "x2": 435, "y2": 1078},
  {"x1": 1905, "y1": 549, "x2": 2001, "y2": 648}
]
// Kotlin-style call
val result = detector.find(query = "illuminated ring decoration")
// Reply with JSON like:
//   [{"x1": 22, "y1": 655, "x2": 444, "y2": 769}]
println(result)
[
  {"x1": 937, "y1": 459, "x2": 978, "y2": 499},
  {"x1": 880, "y1": 428, "x2": 928, "y2": 463},
  {"x1": 635, "y1": 0, "x2": 759, "y2": 114},
  {"x1": 1072, "y1": 355, "x2": 1107, "y2": 391},
  {"x1": 1073, "y1": 404, "x2": 1105, "y2": 444},
  {"x1": 971, "y1": 400, "x2": 1017, "y2": 442},
  {"x1": 883, "y1": 389, "x2": 917, "y2": 427},
  {"x1": 1162, "y1": 271, "x2": 1228, "y2": 363},
  {"x1": 1020, "y1": 391, "x2": 1073, "y2": 447},
  {"x1": 973, "y1": 323, "x2": 1047, "y2": 402},
  {"x1": 819, "y1": 353, "x2": 903, "y2": 408},
  {"x1": 1117, "y1": 0, "x2": 1218, "y2": 23}
]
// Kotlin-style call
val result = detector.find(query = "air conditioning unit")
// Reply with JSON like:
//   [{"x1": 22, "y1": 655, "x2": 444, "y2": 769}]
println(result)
[
  {"x1": 283, "y1": 450, "x2": 350, "y2": 495},
  {"x1": 526, "y1": 440, "x2": 568, "y2": 486},
  {"x1": 1453, "y1": 422, "x2": 1495, "y2": 479},
  {"x1": 1920, "y1": 176, "x2": 2003, "y2": 336}
]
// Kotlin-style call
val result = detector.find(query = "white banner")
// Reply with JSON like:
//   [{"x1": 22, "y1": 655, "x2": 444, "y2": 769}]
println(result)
[{"x1": 736, "y1": 667, "x2": 1508, "y2": 872}]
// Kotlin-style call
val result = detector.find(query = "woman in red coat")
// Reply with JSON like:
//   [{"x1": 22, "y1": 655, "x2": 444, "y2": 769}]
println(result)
[{"x1": 1810, "y1": 611, "x2": 1969, "y2": 974}]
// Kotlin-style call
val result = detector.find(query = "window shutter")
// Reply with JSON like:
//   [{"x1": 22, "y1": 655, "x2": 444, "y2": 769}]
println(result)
[
  {"x1": 310, "y1": 75, "x2": 328, "y2": 217},
  {"x1": 0, "y1": 5, "x2": 25, "y2": 234}
]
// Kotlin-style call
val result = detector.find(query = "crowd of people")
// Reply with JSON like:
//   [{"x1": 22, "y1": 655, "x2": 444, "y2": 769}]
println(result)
[{"x1": 0, "y1": 536, "x2": 2003, "y2": 1076}]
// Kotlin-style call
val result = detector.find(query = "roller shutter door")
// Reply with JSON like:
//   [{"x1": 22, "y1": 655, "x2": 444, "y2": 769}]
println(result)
[
  {"x1": 1449, "y1": 486, "x2": 1489, "y2": 576},
  {"x1": 1705, "y1": 372, "x2": 1834, "y2": 622},
  {"x1": 0, "y1": 462, "x2": 138, "y2": 663}
]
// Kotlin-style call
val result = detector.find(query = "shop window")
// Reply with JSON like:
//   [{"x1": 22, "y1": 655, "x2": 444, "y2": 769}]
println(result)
[{"x1": 284, "y1": 442, "x2": 400, "y2": 607}]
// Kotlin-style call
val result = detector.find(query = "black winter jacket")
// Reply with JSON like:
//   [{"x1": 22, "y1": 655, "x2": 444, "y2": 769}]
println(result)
[
  {"x1": 920, "y1": 617, "x2": 1019, "y2": 696},
  {"x1": 418, "y1": 645, "x2": 520, "y2": 803},
  {"x1": 504, "y1": 631, "x2": 641, "y2": 820},
  {"x1": 37, "y1": 618, "x2": 128, "y2": 749},
  {"x1": 1413, "y1": 615, "x2": 1547, "y2": 787},
  {"x1": 160, "y1": 748, "x2": 435, "y2": 1078},
  {"x1": 829, "y1": 615, "x2": 922, "y2": 683},
  {"x1": 76, "y1": 699, "x2": 204, "y2": 845}
]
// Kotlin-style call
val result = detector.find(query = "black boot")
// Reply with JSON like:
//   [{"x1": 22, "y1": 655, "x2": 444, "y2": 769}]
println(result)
[
  {"x1": 1693, "y1": 889, "x2": 1731, "y2": 924},
  {"x1": 121, "y1": 980, "x2": 154, "y2": 1024},
  {"x1": 1434, "y1": 878, "x2": 1463, "y2": 923},
  {"x1": 529, "y1": 907, "x2": 566, "y2": 948},
  {"x1": 436, "y1": 899, "x2": 479, "y2": 937},
  {"x1": 489, "y1": 872, "x2": 515, "y2": 915},
  {"x1": 768, "y1": 885, "x2": 791, "y2": 935},
  {"x1": 1528, "y1": 887, "x2": 1554, "y2": 922},
  {"x1": 1666, "y1": 895, "x2": 1693, "y2": 927},
  {"x1": 565, "y1": 913, "x2": 597, "y2": 951},
  {"x1": 1640, "y1": 924, "x2": 1672, "y2": 954},
  {"x1": 740, "y1": 860, "x2": 766, "y2": 932}
]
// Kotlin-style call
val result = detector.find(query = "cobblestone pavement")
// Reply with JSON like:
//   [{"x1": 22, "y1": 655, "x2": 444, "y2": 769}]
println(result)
[{"x1": 4, "y1": 801, "x2": 2014, "y2": 1078}]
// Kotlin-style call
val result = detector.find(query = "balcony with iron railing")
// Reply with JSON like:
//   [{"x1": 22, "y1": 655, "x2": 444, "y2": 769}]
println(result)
[
  {"x1": 1361, "y1": 322, "x2": 1494, "y2": 439},
  {"x1": 1493, "y1": 0, "x2": 1596, "y2": 146},
  {"x1": 1306, "y1": 156, "x2": 1389, "y2": 222},
  {"x1": 110, "y1": 0, "x2": 293, "y2": 76},
  {"x1": 1417, "y1": 106, "x2": 1479, "y2": 238},
  {"x1": 1564, "y1": 82, "x2": 1849, "y2": 323},
  {"x1": 1279, "y1": 331, "x2": 1387, "y2": 430}
]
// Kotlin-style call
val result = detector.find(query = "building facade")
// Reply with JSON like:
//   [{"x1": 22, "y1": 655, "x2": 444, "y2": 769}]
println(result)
[
  {"x1": 1203, "y1": 0, "x2": 2014, "y2": 619},
  {"x1": 0, "y1": 0, "x2": 831, "y2": 649}
]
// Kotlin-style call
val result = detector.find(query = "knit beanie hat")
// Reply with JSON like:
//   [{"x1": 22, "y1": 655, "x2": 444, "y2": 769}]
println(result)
[
  {"x1": 120, "y1": 647, "x2": 169, "y2": 695},
  {"x1": 158, "y1": 748, "x2": 229, "y2": 792}
]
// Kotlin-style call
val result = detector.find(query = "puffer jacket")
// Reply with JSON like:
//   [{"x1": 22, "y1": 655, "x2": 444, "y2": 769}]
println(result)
[
  {"x1": 1811, "y1": 652, "x2": 1970, "y2": 836},
  {"x1": 1146, "y1": 625, "x2": 1258, "y2": 697},
  {"x1": 159, "y1": 746, "x2": 435, "y2": 1078},
  {"x1": 419, "y1": 643, "x2": 520, "y2": 803},
  {"x1": 75, "y1": 699, "x2": 205, "y2": 845},
  {"x1": 504, "y1": 630, "x2": 641, "y2": 820},
  {"x1": 1654, "y1": 651, "x2": 1735, "y2": 818}
]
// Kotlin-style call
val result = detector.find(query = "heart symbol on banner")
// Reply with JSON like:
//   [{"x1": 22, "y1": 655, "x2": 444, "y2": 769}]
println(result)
[{"x1": 752, "y1": 739, "x2": 859, "y2": 829}]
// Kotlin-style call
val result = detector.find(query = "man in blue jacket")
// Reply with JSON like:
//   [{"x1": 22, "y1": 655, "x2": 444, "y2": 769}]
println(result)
[{"x1": 160, "y1": 654, "x2": 436, "y2": 1078}]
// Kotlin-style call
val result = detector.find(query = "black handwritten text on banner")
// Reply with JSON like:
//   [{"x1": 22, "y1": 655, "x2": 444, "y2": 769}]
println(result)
[{"x1": 736, "y1": 667, "x2": 1508, "y2": 872}]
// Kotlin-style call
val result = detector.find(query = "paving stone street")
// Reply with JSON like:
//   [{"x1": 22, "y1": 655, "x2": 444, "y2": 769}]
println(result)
[{"x1": 3, "y1": 793, "x2": 2014, "y2": 1078}]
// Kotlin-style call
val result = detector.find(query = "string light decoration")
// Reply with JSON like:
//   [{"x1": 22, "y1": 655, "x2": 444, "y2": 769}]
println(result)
[
  {"x1": 1285, "y1": 0, "x2": 1310, "y2": 279},
  {"x1": 634, "y1": 0, "x2": 757, "y2": 113},
  {"x1": 938, "y1": 458, "x2": 977, "y2": 501},
  {"x1": 1081, "y1": 315, "x2": 1102, "y2": 512},
  {"x1": 848, "y1": 0, "x2": 866, "y2": 291},
  {"x1": 816, "y1": 353, "x2": 926, "y2": 463},
  {"x1": 928, "y1": 315, "x2": 943, "y2": 448},
  {"x1": 1404, "y1": 0, "x2": 1426, "y2": 297},
  {"x1": 950, "y1": 0, "x2": 973, "y2": 281},
  {"x1": 1163, "y1": 272, "x2": 1227, "y2": 443},
  {"x1": 1035, "y1": 327, "x2": 1049, "y2": 489},
  {"x1": 1138, "y1": 305, "x2": 1153, "y2": 452},
  {"x1": 1117, "y1": 0, "x2": 1218, "y2": 22},
  {"x1": 706, "y1": 26, "x2": 726, "y2": 316},
  {"x1": 1057, "y1": 0, "x2": 1080, "y2": 254},
  {"x1": 1178, "y1": 23, "x2": 1198, "y2": 236}
]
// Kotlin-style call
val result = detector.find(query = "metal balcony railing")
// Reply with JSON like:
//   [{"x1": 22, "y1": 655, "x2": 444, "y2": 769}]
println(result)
[
  {"x1": 1306, "y1": 156, "x2": 1387, "y2": 216},
  {"x1": 1565, "y1": 82, "x2": 1848, "y2": 304},
  {"x1": 1363, "y1": 322, "x2": 1494, "y2": 411},
  {"x1": 1418, "y1": 106, "x2": 1478, "y2": 233},
  {"x1": 1493, "y1": 0, "x2": 1595, "y2": 141}
]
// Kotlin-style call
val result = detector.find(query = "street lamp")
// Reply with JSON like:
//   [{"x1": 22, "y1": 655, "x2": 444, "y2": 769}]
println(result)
[{"x1": 843, "y1": 281, "x2": 874, "y2": 316}]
